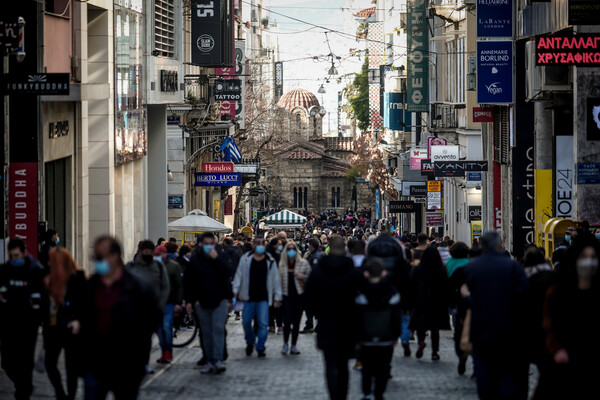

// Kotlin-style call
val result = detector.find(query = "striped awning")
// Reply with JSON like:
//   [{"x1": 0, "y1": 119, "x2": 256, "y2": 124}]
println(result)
[{"x1": 264, "y1": 209, "x2": 307, "y2": 225}]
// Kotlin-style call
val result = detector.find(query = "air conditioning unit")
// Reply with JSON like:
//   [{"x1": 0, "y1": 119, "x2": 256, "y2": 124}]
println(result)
[
  {"x1": 542, "y1": 66, "x2": 572, "y2": 92},
  {"x1": 525, "y1": 40, "x2": 542, "y2": 101}
]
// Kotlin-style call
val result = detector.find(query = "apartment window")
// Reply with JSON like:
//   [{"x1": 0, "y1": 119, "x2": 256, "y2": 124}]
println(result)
[{"x1": 155, "y1": 0, "x2": 175, "y2": 58}]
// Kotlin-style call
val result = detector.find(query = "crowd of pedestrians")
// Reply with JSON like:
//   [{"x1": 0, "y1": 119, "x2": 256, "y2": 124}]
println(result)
[{"x1": 0, "y1": 214, "x2": 599, "y2": 400}]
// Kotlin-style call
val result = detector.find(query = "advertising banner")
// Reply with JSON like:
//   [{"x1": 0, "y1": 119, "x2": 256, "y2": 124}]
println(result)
[
  {"x1": 426, "y1": 211, "x2": 443, "y2": 227},
  {"x1": 195, "y1": 173, "x2": 241, "y2": 186},
  {"x1": 555, "y1": 136, "x2": 574, "y2": 219},
  {"x1": 477, "y1": 0, "x2": 513, "y2": 38},
  {"x1": 471, "y1": 220, "x2": 483, "y2": 243},
  {"x1": 389, "y1": 201, "x2": 418, "y2": 213},
  {"x1": 430, "y1": 145, "x2": 460, "y2": 163},
  {"x1": 235, "y1": 40, "x2": 246, "y2": 129},
  {"x1": 410, "y1": 148, "x2": 427, "y2": 170},
  {"x1": 536, "y1": 34, "x2": 600, "y2": 67},
  {"x1": 569, "y1": 0, "x2": 600, "y2": 25},
  {"x1": 384, "y1": 92, "x2": 405, "y2": 131},
  {"x1": 191, "y1": 0, "x2": 233, "y2": 67},
  {"x1": 407, "y1": 0, "x2": 428, "y2": 112},
  {"x1": 535, "y1": 170, "x2": 553, "y2": 246},
  {"x1": 9, "y1": 163, "x2": 38, "y2": 257},
  {"x1": 477, "y1": 41, "x2": 513, "y2": 104}
]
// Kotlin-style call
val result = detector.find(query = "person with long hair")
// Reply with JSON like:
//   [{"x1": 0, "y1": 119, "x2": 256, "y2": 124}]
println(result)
[
  {"x1": 43, "y1": 248, "x2": 86, "y2": 400},
  {"x1": 278, "y1": 241, "x2": 311, "y2": 355}
]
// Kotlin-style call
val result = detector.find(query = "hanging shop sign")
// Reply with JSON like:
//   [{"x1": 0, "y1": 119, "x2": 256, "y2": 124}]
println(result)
[
  {"x1": 568, "y1": 0, "x2": 600, "y2": 26},
  {"x1": 421, "y1": 159, "x2": 435, "y2": 176},
  {"x1": 477, "y1": 41, "x2": 513, "y2": 104},
  {"x1": 202, "y1": 162, "x2": 234, "y2": 173},
  {"x1": 536, "y1": 34, "x2": 600, "y2": 66},
  {"x1": 426, "y1": 211, "x2": 443, "y2": 227},
  {"x1": 477, "y1": 0, "x2": 513, "y2": 38},
  {"x1": 473, "y1": 107, "x2": 494, "y2": 123},
  {"x1": 467, "y1": 172, "x2": 483, "y2": 181},
  {"x1": 587, "y1": 98, "x2": 600, "y2": 140},
  {"x1": 0, "y1": 20, "x2": 20, "y2": 48},
  {"x1": 384, "y1": 92, "x2": 404, "y2": 131},
  {"x1": 195, "y1": 172, "x2": 241, "y2": 186},
  {"x1": 555, "y1": 136, "x2": 574, "y2": 219},
  {"x1": 427, "y1": 136, "x2": 447, "y2": 157},
  {"x1": 434, "y1": 161, "x2": 489, "y2": 177},
  {"x1": 430, "y1": 145, "x2": 460, "y2": 162},
  {"x1": 576, "y1": 163, "x2": 600, "y2": 184},
  {"x1": 224, "y1": 195, "x2": 233, "y2": 215},
  {"x1": 427, "y1": 180, "x2": 441, "y2": 192},
  {"x1": 4, "y1": 73, "x2": 70, "y2": 96},
  {"x1": 389, "y1": 201, "x2": 418, "y2": 213},
  {"x1": 409, "y1": 185, "x2": 427, "y2": 197},
  {"x1": 9, "y1": 163, "x2": 38, "y2": 257},
  {"x1": 427, "y1": 192, "x2": 443, "y2": 211},
  {"x1": 191, "y1": 0, "x2": 234, "y2": 67},
  {"x1": 274, "y1": 61, "x2": 284, "y2": 98},
  {"x1": 235, "y1": 39, "x2": 246, "y2": 129},
  {"x1": 407, "y1": 0, "x2": 429, "y2": 113},
  {"x1": 468, "y1": 206, "x2": 482, "y2": 222},
  {"x1": 410, "y1": 148, "x2": 428, "y2": 170},
  {"x1": 214, "y1": 79, "x2": 241, "y2": 101}
]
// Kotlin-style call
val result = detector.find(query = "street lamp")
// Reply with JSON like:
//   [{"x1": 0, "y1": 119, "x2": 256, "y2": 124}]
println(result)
[
  {"x1": 328, "y1": 64, "x2": 338, "y2": 76},
  {"x1": 318, "y1": 84, "x2": 326, "y2": 94}
]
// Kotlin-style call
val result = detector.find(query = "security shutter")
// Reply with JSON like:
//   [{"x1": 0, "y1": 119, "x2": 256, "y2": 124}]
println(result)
[{"x1": 493, "y1": 106, "x2": 510, "y2": 164}]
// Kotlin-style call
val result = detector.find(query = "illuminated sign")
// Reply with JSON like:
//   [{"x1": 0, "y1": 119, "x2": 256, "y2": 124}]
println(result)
[{"x1": 536, "y1": 34, "x2": 600, "y2": 66}]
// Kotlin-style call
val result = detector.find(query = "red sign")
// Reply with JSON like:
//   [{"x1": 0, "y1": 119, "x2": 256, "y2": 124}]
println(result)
[
  {"x1": 224, "y1": 195, "x2": 233, "y2": 216},
  {"x1": 9, "y1": 163, "x2": 38, "y2": 257},
  {"x1": 493, "y1": 162, "x2": 502, "y2": 233},
  {"x1": 202, "y1": 162, "x2": 234, "y2": 173},
  {"x1": 473, "y1": 107, "x2": 494, "y2": 123},
  {"x1": 536, "y1": 34, "x2": 600, "y2": 66}
]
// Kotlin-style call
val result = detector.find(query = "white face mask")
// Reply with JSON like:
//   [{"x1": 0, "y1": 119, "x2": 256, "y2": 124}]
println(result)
[{"x1": 576, "y1": 257, "x2": 599, "y2": 281}]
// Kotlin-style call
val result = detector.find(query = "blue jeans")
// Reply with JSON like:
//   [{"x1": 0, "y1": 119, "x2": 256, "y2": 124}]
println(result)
[
  {"x1": 242, "y1": 301, "x2": 269, "y2": 351},
  {"x1": 157, "y1": 304, "x2": 175, "y2": 353},
  {"x1": 401, "y1": 314, "x2": 411, "y2": 344}
]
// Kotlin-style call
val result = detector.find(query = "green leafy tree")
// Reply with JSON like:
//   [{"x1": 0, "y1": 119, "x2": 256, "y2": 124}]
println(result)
[{"x1": 348, "y1": 56, "x2": 370, "y2": 132}]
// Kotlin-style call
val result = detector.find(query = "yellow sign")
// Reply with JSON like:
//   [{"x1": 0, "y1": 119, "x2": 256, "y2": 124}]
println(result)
[
  {"x1": 427, "y1": 180, "x2": 441, "y2": 192},
  {"x1": 213, "y1": 200, "x2": 220, "y2": 221},
  {"x1": 471, "y1": 220, "x2": 483, "y2": 244},
  {"x1": 535, "y1": 170, "x2": 553, "y2": 247},
  {"x1": 241, "y1": 226, "x2": 253, "y2": 239}
]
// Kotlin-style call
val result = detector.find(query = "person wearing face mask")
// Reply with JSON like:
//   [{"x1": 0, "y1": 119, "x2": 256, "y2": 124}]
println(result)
[
  {"x1": 175, "y1": 245, "x2": 192, "y2": 274},
  {"x1": 39, "y1": 228, "x2": 60, "y2": 274},
  {"x1": 81, "y1": 236, "x2": 160, "y2": 399},
  {"x1": 233, "y1": 237, "x2": 282, "y2": 357},
  {"x1": 278, "y1": 241, "x2": 311, "y2": 355},
  {"x1": 543, "y1": 240, "x2": 600, "y2": 399},
  {"x1": 0, "y1": 238, "x2": 45, "y2": 400},
  {"x1": 594, "y1": 227, "x2": 600, "y2": 241},
  {"x1": 267, "y1": 237, "x2": 284, "y2": 334},
  {"x1": 154, "y1": 244, "x2": 183, "y2": 364},
  {"x1": 183, "y1": 233, "x2": 233, "y2": 374}
]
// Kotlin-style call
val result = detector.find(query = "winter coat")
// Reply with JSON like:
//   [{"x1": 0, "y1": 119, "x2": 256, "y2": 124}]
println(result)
[
  {"x1": 164, "y1": 259, "x2": 183, "y2": 305},
  {"x1": 355, "y1": 278, "x2": 402, "y2": 346},
  {"x1": 524, "y1": 267, "x2": 556, "y2": 365},
  {"x1": 127, "y1": 259, "x2": 170, "y2": 309},
  {"x1": 232, "y1": 252, "x2": 282, "y2": 306},
  {"x1": 222, "y1": 244, "x2": 243, "y2": 279},
  {"x1": 279, "y1": 257, "x2": 311, "y2": 296},
  {"x1": 304, "y1": 255, "x2": 365, "y2": 351},
  {"x1": 42, "y1": 270, "x2": 86, "y2": 329},
  {"x1": 409, "y1": 259, "x2": 451, "y2": 331},
  {"x1": 184, "y1": 251, "x2": 233, "y2": 310}
]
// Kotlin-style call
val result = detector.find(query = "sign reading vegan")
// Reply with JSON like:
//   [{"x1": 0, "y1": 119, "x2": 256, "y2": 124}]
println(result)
[
  {"x1": 569, "y1": 0, "x2": 600, "y2": 26},
  {"x1": 195, "y1": 172, "x2": 241, "y2": 186},
  {"x1": 389, "y1": 201, "x2": 418, "y2": 213},
  {"x1": 477, "y1": 41, "x2": 513, "y2": 104},
  {"x1": 477, "y1": 0, "x2": 513, "y2": 38},
  {"x1": 536, "y1": 34, "x2": 600, "y2": 66},
  {"x1": 407, "y1": 0, "x2": 428, "y2": 113},
  {"x1": 4, "y1": 73, "x2": 70, "y2": 96}
]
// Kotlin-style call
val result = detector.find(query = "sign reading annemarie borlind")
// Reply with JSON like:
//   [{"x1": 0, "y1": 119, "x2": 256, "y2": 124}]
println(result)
[
  {"x1": 406, "y1": 0, "x2": 428, "y2": 113},
  {"x1": 195, "y1": 173, "x2": 241, "y2": 186},
  {"x1": 477, "y1": 0, "x2": 513, "y2": 38},
  {"x1": 477, "y1": 41, "x2": 513, "y2": 104}
]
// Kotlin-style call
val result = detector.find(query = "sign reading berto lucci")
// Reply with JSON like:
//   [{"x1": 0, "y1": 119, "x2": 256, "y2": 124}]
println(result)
[
  {"x1": 477, "y1": 41, "x2": 513, "y2": 104},
  {"x1": 195, "y1": 173, "x2": 241, "y2": 186}
]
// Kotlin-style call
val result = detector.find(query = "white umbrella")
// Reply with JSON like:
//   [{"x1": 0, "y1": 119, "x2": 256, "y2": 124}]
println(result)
[{"x1": 168, "y1": 209, "x2": 232, "y2": 233}]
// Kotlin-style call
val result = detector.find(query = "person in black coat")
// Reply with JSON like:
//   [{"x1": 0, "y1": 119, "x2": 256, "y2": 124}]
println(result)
[
  {"x1": 304, "y1": 236, "x2": 365, "y2": 400},
  {"x1": 464, "y1": 231, "x2": 529, "y2": 400},
  {"x1": 409, "y1": 247, "x2": 451, "y2": 361},
  {"x1": 81, "y1": 236, "x2": 160, "y2": 399}
]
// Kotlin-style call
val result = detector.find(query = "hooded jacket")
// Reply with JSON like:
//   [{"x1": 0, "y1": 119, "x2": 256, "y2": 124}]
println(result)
[{"x1": 232, "y1": 252, "x2": 282, "y2": 306}]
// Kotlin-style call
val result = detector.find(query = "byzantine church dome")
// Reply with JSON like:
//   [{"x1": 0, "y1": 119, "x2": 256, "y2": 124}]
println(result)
[{"x1": 276, "y1": 88, "x2": 320, "y2": 112}]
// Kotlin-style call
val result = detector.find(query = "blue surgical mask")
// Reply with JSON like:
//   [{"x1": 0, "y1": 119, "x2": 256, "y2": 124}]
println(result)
[
  {"x1": 94, "y1": 260, "x2": 110, "y2": 275},
  {"x1": 277, "y1": 245, "x2": 283, "y2": 252},
  {"x1": 596, "y1": 233, "x2": 600, "y2": 240},
  {"x1": 565, "y1": 236, "x2": 571, "y2": 244},
  {"x1": 154, "y1": 256, "x2": 163, "y2": 263},
  {"x1": 203, "y1": 245, "x2": 215, "y2": 255},
  {"x1": 8, "y1": 258, "x2": 25, "y2": 267},
  {"x1": 56, "y1": 237, "x2": 60, "y2": 245},
  {"x1": 255, "y1": 245, "x2": 266, "y2": 255},
  {"x1": 301, "y1": 244, "x2": 306, "y2": 249},
  {"x1": 287, "y1": 249, "x2": 297, "y2": 259}
]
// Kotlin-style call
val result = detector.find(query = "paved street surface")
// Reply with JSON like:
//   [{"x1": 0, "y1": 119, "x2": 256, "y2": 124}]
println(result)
[{"x1": 1, "y1": 316, "x2": 491, "y2": 400}]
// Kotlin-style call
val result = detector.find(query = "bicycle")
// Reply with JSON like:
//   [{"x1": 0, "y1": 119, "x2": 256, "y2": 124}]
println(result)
[{"x1": 172, "y1": 304, "x2": 200, "y2": 348}]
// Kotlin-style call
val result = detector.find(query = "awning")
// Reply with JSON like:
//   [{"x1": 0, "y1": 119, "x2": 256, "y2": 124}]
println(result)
[{"x1": 264, "y1": 209, "x2": 306, "y2": 227}]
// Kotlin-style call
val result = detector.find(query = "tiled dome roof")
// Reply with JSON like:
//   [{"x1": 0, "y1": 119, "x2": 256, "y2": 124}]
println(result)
[{"x1": 277, "y1": 88, "x2": 320, "y2": 112}]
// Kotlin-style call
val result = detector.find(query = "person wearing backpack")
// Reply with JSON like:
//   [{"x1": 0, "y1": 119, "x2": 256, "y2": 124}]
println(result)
[{"x1": 355, "y1": 257, "x2": 402, "y2": 400}]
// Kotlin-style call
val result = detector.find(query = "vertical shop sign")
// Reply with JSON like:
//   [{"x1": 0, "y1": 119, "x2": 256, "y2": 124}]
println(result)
[
  {"x1": 274, "y1": 62, "x2": 283, "y2": 99},
  {"x1": 555, "y1": 136, "x2": 574, "y2": 219},
  {"x1": 477, "y1": 41, "x2": 513, "y2": 104},
  {"x1": 407, "y1": 0, "x2": 428, "y2": 112},
  {"x1": 9, "y1": 163, "x2": 38, "y2": 257},
  {"x1": 477, "y1": 0, "x2": 513, "y2": 38},
  {"x1": 493, "y1": 162, "x2": 502, "y2": 233}
]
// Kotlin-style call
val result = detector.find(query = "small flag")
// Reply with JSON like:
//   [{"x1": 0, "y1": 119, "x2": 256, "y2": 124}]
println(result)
[{"x1": 220, "y1": 136, "x2": 242, "y2": 163}]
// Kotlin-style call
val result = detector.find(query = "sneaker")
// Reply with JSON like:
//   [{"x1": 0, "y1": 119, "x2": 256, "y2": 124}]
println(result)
[
  {"x1": 281, "y1": 343, "x2": 289, "y2": 354},
  {"x1": 245, "y1": 345, "x2": 254, "y2": 356},
  {"x1": 196, "y1": 356, "x2": 207, "y2": 366},
  {"x1": 402, "y1": 342, "x2": 411, "y2": 357},
  {"x1": 432, "y1": 352, "x2": 440, "y2": 361},
  {"x1": 353, "y1": 361, "x2": 363, "y2": 371},
  {"x1": 163, "y1": 350, "x2": 173, "y2": 363},
  {"x1": 416, "y1": 342, "x2": 426, "y2": 359},
  {"x1": 214, "y1": 361, "x2": 226, "y2": 374},
  {"x1": 156, "y1": 352, "x2": 166, "y2": 364},
  {"x1": 290, "y1": 346, "x2": 300, "y2": 355},
  {"x1": 257, "y1": 350, "x2": 266, "y2": 358},
  {"x1": 145, "y1": 365, "x2": 155, "y2": 375},
  {"x1": 268, "y1": 327, "x2": 275, "y2": 334},
  {"x1": 277, "y1": 327, "x2": 283, "y2": 335},
  {"x1": 200, "y1": 363, "x2": 215, "y2": 374}
]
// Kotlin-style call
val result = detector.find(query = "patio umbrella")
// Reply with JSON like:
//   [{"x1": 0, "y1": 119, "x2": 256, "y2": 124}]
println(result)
[{"x1": 168, "y1": 209, "x2": 232, "y2": 233}]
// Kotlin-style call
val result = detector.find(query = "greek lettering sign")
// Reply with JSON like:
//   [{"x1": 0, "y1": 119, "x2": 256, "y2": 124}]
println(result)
[
  {"x1": 569, "y1": 0, "x2": 600, "y2": 25},
  {"x1": 576, "y1": 163, "x2": 600, "y2": 184},
  {"x1": 407, "y1": 0, "x2": 428, "y2": 112},
  {"x1": 4, "y1": 73, "x2": 70, "y2": 96},
  {"x1": 477, "y1": 41, "x2": 513, "y2": 104},
  {"x1": 477, "y1": 0, "x2": 513, "y2": 38},
  {"x1": 389, "y1": 201, "x2": 418, "y2": 213},
  {"x1": 194, "y1": 172, "x2": 241, "y2": 186},
  {"x1": 536, "y1": 34, "x2": 600, "y2": 67},
  {"x1": 9, "y1": 163, "x2": 38, "y2": 257},
  {"x1": 202, "y1": 162, "x2": 234, "y2": 173},
  {"x1": 427, "y1": 180, "x2": 441, "y2": 192}
]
